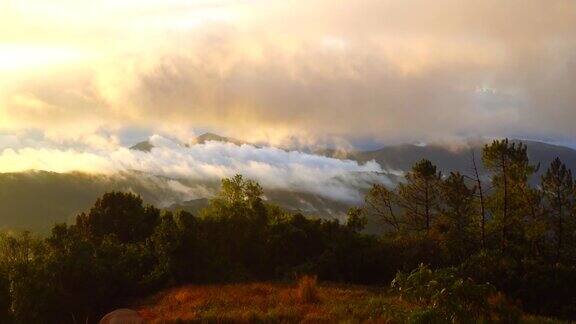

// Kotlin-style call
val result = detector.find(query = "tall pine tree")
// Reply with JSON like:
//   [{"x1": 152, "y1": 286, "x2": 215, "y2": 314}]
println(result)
[
  {"x1": 541, "y1": 157, "x2": 574, "y2": 263},
  {"x1": 398, "y1": 159, "x2": 442, "y2": 233},
  {"x1": 482, "y1": 139, "x2": 535, "y2": 254}
]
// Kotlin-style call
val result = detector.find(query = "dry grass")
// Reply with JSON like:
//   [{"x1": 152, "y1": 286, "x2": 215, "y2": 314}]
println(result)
[
  {"x1": 296, "y1": 275, "x2": 318, "y2": 304},
  {"x1": 134, "y1": 281, "x2": 567, "y2": 323},
  {"x1": 135, "y1": 281, "x2": 404, "y2": 323}
]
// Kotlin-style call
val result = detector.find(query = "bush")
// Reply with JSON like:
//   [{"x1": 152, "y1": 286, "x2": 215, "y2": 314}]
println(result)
[
  {"x1": 391, "y1": 264, "x2": 518, "y2": 323},
  {"x1": 408, "y1": 307, "x2": 445, "y2": 324}
]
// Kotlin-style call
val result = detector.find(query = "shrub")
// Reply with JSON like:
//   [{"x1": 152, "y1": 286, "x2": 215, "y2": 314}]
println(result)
[
  {"x1": 296, "y1": 275, "x2": 318, "y2": 304},
  {"x1": 408, "y1": 307, "x2": 445, "y2": 324},
  {"x1": 488, "y1": 292, "x2": 522, "y2": 323},
  {"x1": 391, "y1": 264, "x2": 514, "y2": 323}
]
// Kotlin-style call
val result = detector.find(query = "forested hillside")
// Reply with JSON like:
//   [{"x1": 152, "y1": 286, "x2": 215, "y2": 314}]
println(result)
[
  {"x1": 1, "y1": 139, "x2": 576, "y2": 323},
  {"x1": 1, "y1": 136, "x2": 575, "y2": 234}
]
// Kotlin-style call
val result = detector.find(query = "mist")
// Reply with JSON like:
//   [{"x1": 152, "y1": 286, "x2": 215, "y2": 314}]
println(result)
[{"x1": 0, "y1": 135, "x2": 388, "y2": 203}]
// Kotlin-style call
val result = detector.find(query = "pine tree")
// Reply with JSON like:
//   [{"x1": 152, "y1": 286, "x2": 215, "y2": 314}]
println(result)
[
  {"x1": 436, "y1": 172, "x2": 479, "y2": 262},
  {"x1": 541, "y1": 157, "x2": 574, "y2": 263},
  {"x1": 398, "y1": 159, "x2": 442, "y2": 233},
  {"x1": 364, "y1": 184, "x2": 401, "y2": 232},
  {"x1": 470, "y1": 150, "x2": 487, "y2": 250},
  {"x1": 482, "y1": 139, "x2": 535, "y2": 254}
]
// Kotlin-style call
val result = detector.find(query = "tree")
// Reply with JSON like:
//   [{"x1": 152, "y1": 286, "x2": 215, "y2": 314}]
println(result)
[
  {"x1": 220, "y1": 174, "x2": 264, "y2": 208},
  {"x1": 346, "y1": 207, "x2": 368, "y2": 232},
  {"x1": 482, "y1": 139, "x2": 535, "y2": 253},
  {"x1": 75, "y1": 192, "x2": 160, "y2": 244},
  {"x1": 436, "y1": 172, "x2": 478, "y2": 262},
  {"x1": 398, "y1": 159, "x2": 442, "y2": 233},
  {"x1": 0, "y1": 232, "x2": 58, "y2": 323},
  {"x1": 0, "y1": 234, "x2": 13, "y2": 323},
  {"x1": 201, "y1": 175, "x2": 270, "y2": 279},
  {"x1": 541, "y1": 157, "x2": 574, "y2": 263},
  {"x1": 470, "y1": 150, "x2": 488, "y2": 250},
  {"x1": 0, "y1": 269, "x2": 10, "y2": 324},
  {"x1": 364, "y1": 184, "x2": 400, "y2": 232},
  {"x1": 205, "y1": 174, "x2": 267, "y2": 223},
  {"x1": 151, "y1": 210, "x2": 200, "y2": 283}
]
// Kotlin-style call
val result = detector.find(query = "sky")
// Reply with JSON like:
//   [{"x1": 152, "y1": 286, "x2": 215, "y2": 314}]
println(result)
[
  {"x1": 0, "y1": 0, "x2": 575, "y2": 199},
  {"x1": 0, "y1": 0, "x2": 574, "y2": 147}
]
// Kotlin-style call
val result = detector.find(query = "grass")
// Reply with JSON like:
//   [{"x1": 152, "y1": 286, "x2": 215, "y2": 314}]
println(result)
[
  {"x1": 296, "y1": 275, "x2": 318, "y2": 304},
  {"x1": 135, "y1": 281, "x2": 568, "y2": 323},
  {"x1": 136, "y1": 281, "x2": 406, "y2": 323}
]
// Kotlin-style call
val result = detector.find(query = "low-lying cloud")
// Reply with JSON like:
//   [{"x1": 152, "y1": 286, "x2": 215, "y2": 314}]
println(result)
[{"x1": 0, "y1": 135, "x2": 388, "y2": 202}]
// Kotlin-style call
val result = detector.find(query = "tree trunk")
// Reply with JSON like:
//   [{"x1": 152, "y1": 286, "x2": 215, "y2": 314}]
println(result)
[
  {"x1": 501, "y1": 152, "x2": 508, "y2": 253},
  {"x1": 472, "y1": 151, "x2": 486, "y2": 251}
]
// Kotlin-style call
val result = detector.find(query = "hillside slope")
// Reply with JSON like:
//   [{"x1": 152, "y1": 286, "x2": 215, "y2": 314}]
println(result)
[
  {"x1": 349, "y1": 140, "x2": 576, "y2": 179},
  {"x1": 0, "y1": 171, "x2": 360, "y2": 233}
]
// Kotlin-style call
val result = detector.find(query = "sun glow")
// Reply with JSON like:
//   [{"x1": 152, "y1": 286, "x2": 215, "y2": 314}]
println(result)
[{"x1": 0, "y1": 44, "x2": 86, "y2": 72}]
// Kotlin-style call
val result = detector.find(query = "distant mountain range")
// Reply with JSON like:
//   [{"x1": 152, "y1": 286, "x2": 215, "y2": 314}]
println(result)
[
  {"x1": 1, "y1": 133, "x2": 575, "y2": 233},
  {"x1": 343, "y1": 140, "x2": 576, "y2": 180}
]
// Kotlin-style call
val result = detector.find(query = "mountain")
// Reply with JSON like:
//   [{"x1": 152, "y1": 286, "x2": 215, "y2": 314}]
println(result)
[
  {"x1": 129, "y1": 132, "x2": 248, "y2": 152},
  {"x1": 191, "y1": 132, "x2": 247, "y2": 146},
  {"x1": 130, "y1": 141, "x2": 154, "y2": 152},
  {"x1": 353, "y1": 140, "x2": 576, "y2": 181}
]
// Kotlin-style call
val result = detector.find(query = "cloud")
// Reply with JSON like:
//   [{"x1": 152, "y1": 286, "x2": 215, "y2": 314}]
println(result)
[
  {"x1": 0, "y1": 135, "x2": 388, "y2": 202},
  {"x1": 0, "y1": 0, "x2": 575, "y2": 146}
]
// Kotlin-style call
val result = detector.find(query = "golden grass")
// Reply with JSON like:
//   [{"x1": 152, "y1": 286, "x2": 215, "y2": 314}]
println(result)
[
  {"x1": 135, "y1": 281, "x2": 402, "y2": 323},
  {"x1": 296, "y1": 275, "x2": 318, "y2": 304},
  {"x1": 135, "y1": 281, "x2": 568, "y2": 323}
]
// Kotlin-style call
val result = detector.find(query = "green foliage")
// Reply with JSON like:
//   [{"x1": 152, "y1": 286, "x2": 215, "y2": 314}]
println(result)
[
  {"x1": 76, "y1": 191, "x2": 160, "y2": 243},
  {"x1": 0, "y1": 197, "x2": 163, "y2": 323},
  {"x1": 435, "y1": 172, "x2": 479, "y2": 262},
  {"x1": 220, "y1": 174, "x2": 264, "y2": 206},
  {"x1": 345, "y1": 207, "x2": 367, "y2": 232},
  {"x1": 482, "y1": 139, "x2": 537, "y2": 254},
  {"x1": 0, "y1": 259, "x2": 12, "y2": 323},
  {"x1": 391, "y1": 264, "x2": 517, "y2": 323},
  {"x1": 482, "y1": 139, "x2": 535, "y2": 183},
  {"x1": 408, "y1": 307, "x2": 446, "y2": 324},
  {"x1": 541, "y1": 157, "x2": 575, "y2": 262},
  {"x1": 150, "y1": 210, "x2": 200, "y2": 283}
]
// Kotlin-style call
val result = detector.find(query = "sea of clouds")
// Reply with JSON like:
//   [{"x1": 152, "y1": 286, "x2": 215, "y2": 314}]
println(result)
[{"x1": 0, "y1": 134, "x2": 390, "y2": 203}]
